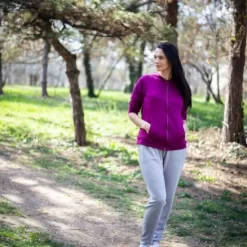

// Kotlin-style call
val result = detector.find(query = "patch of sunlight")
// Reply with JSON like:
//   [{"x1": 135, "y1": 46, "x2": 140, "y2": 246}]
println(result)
[
  {"x1": 1, "y1": 215, "x2": 45, "y2": 229},
  {"x1": 31, "y1": 186, "x2": 77, "y2": 206},
  {"x1": 2, "y1": 194, "x2": 24, "y2": 204},
  {"x1": 11, "y1": 177, "x2": 38, "y2": 186},
  {"x1": 169, "y1": 242, "x2": 194, "y2": 247}
]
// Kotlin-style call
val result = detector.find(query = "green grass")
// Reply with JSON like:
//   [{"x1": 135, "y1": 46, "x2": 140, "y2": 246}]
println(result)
[
  {"x1": 0, "y1": 225, "x2": 72, "y2": 247},
  {"x1": 188, "y1": 98, "x2": 225, "y2": 130},
  {"x1": 0, "y1": 198, "x2": 72, "y2": 247},
  {"x1": 0, "y1": 198, "x2": 22, "y2": 216},
  {"x1": 221, "y1": 190, "x2": 233, "y2": 202},
  {"x1": 1, "y1": 85, "x2": 247, "y2": 247},
  {"x1": 170, "y1": 198, "x2": 247, "y2": 246},
  {"x1": 191, "y1": 170, "x2": 217, "y2": 183},
  {"x1": 23, "y1": 142, "x2": 144, "y2": 215},
  {"x1": 178, "y1": 179, "x2": 193, "y2": 188},
  {"x1": 0, "y1": 86, "x2": 137, "y2": 144}
]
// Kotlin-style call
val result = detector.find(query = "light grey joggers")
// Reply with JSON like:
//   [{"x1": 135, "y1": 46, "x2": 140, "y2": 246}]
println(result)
[{"x1": 138, "y1": 145, "x2": 187, "y2": 246}]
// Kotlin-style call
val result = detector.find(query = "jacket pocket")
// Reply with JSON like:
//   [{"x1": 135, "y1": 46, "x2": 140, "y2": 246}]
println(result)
[
  {"x1": 169, "y1": 124, "x2": 185, "y2": 145},
  {"x1": 147, "y1": 123, "x2": 166, "y2": 142}
]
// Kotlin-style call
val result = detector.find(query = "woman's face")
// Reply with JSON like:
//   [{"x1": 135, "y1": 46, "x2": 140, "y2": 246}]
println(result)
[{"x1": 154, "y1": 48, "x2": 171, "y2": 72}]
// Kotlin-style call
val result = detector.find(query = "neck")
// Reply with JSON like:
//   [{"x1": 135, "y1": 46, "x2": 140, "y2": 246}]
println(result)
[{"x1": 158, "y1": 69, "x2": 172, "y2": 80}]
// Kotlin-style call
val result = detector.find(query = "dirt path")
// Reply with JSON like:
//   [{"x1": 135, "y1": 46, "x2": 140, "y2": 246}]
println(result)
[{"x1": 0, "y1": 156, "x2": 200, "y2": 247}]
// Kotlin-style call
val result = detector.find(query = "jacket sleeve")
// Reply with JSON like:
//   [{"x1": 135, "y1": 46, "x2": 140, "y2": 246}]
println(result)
[
  {"x1": 128, "y1": 77, "x2": 144, "y2": 114},
  {"x1": 182, "y1": 103, "x2": 187, "y2": 121}
]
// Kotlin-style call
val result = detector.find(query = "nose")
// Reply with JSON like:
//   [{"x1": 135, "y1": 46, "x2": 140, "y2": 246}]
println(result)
[{"x1": 154, "y1": 57, "x2": 160, "y2": 63}]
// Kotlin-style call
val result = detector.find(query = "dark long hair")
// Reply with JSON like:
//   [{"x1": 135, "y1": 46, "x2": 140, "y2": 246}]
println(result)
[{"x1": 157, "y1": 42, "x2": 192, "y2": 109}]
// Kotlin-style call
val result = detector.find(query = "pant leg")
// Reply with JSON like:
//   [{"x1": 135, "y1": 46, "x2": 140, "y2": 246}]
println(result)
[
  {"x1": 138, "y1": 145, "x2": 167, "y2": 246},
  {"x1": 152, "y1": 148, "x2": 187, "y2": 244}
]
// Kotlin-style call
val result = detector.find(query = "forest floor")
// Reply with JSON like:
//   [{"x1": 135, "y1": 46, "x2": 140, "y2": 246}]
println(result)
[{"x1": 0, "y1": 86, "x2": 246, "y2": 247}]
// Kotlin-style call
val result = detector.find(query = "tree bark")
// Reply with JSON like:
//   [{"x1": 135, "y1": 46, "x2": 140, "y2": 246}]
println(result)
[
  {"x1": 165, "y1": 0, "x2": 178, "y2": 46},
  {"x1": 206, "y1": 84, "x2": 211, "y2": 103},
  {"x1": 215, "y1": 35, "x2": 221, "y2": 101},
  {"x1": 222, "y1": 0, "x2": 247, "y2": 146},
  {"x1": 188, "y1": 62, "x2": 223, "y2": 104},
  {"x1": 212, "y1": 1, "x2": 221, "y2": 103},
  {"x1": 205, "y1": 79, "x2": 221, "y2": 103},
  {"x1": 137, "y1": 40, "x2": 146, "y2": 79},
  {"x1": 215, "y1": 62, "x2": 220, "y2": 100},
  {"x1": 83, "y1": 36, "x2": 96, "y2": 98},
  {"x1": 0, "y1": 52, "x2": 3, "y2": 95},
  {"x1": 41, "y1": 38, "x2": 50, "y2": 97},
  {"x1": 97, "y1": 53, "x2": 124, "y2": 97},
  {"x1": 126, "y1": 40, "x2": 146, "y2": 93},
  {"x1": 127, "y1": 57, "x2": 138, "y2": 93},
  {"x1": 48, "y1": 35, "x2": 87, "y2": 146}
]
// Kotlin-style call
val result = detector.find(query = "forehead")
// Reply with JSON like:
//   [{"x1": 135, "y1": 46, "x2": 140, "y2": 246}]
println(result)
[{"x1": 154, "y1": 48, "x2": 166, "y2": 57}]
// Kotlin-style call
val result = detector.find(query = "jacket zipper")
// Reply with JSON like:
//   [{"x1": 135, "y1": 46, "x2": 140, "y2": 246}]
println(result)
[{"x1": 166, "y1": 82, "x2": 169, "y2": 143}]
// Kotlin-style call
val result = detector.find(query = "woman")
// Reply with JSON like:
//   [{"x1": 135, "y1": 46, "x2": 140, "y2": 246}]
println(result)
[{"x1": 128, "y1": 42, "x2": 192, "y2": 247}]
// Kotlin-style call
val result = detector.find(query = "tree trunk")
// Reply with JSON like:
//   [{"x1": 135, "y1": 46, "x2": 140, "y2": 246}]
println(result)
[
  {"x1": 222, "y1": 0, "x2": 247, "y2": 146},
  {"x1": 128, "y1": 59, "x2": 138, "y2": 93},
  {"x1": 205, "y1": 78, "x2": 221, "y2": 104},
  {"x1": 165, "y1": 0, "x2": 178, "y2": 46},
  {"x1": 125, "y1": 40, "x2": 146, "y2": 93},
  {"x1": 97, "y1": 54, "x2": 124, "y2": 97},
  {"x1": 212, "y1": 1, "x2": 221, "y2": 103},
  {"x1": 215, "y1": 31, "x2": 221, "y2": 102},
  {"x1": 83, "y1": 37, "x2": 96, "y2": 98},
  {"x1": 215, "y1": 62, "x2": 220, "y2": 100},
  {"x1": 210, "y1": 87, "x2": 223, "y2": 104},
  {"x1": 41, "y1": 38, "x2": 50, "y2": 97},
  {"x1": 137, "y1": 40, "x2": 146, "y2": 79},
  {"x1": 48, "y1": 36, "x2": 87, "y2": 146},
  {"x1": 188, "y1": 62, "x2": 223, "y2": 104},
  {"x1": 205, "y1": 84, "x2": 211, "y2": 102},
  {"x1": 0, "y1": 52, "x2": 3, "y2": 95},
  {"x1": 215, "y1": 54, "x2": 221, "y2": 102}
]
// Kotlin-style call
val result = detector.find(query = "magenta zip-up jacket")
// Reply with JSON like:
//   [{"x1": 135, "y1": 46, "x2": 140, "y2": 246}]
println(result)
[{"x1": 128, "y1": 74, "x2": 187, "y2": 151}]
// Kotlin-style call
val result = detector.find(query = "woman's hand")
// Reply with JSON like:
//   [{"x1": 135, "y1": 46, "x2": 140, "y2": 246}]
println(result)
[
  {"x1": 141, "y1": 121, "x2": 151, "y2": 134},
  {"x1": 128, "y1": 113, "x2": 150, "y2": 133},
  {"x1": 183, "y1": 120, "x2": 187, "y2": 132}
]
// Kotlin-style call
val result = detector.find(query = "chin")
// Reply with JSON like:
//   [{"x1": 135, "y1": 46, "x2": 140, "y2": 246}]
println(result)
[{"x1": 157, "y1": 67, "x2": 168, "y2": 72}]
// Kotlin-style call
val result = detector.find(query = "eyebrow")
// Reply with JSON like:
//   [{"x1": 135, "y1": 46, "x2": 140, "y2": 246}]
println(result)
[{"x1": 154, "y1": 55, "x2": 165, "y2": 58}]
